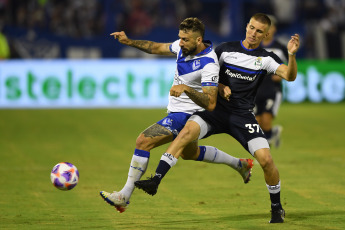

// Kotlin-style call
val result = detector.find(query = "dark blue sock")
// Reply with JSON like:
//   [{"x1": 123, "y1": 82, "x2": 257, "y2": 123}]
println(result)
[
  {"x1": 270, "y1": 192, "x2": 282, "y2": 210},
  {"x1": 153, "y1": 160, "x2": 171, "y2": 184}
]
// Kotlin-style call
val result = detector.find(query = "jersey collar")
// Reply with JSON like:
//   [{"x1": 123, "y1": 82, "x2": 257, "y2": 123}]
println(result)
[
  {"x1": 196, "y1": 40, "x2": 213, "y2": 56},
  {"x1": 240, "y1": 40, "x2": 259, "y2": 51}
]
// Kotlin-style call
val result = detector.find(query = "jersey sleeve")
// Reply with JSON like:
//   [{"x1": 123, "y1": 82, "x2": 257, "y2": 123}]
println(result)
[
  {"x1": 264, "y1": 53, "x2": 282, "y2": 75},
  {"x1": 169, "y1": 40, "x2": 180, "y2": 55},
  {"x1": 201, "y1": 58, "x2": 219, "y2": 87}
]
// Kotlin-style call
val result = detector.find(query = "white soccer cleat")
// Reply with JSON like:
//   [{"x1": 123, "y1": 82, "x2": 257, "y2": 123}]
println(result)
[{"x1": 99, "y1": 191, "x2": 129, "y2": 213}]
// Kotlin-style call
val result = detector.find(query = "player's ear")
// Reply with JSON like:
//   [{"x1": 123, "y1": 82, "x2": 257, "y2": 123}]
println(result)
[
  {"x1": 196, "y1": 36, "x2": 202, "y2": 44},
  {"x1": 264, "y1": 32, "x2": 269, "y2": 38}
]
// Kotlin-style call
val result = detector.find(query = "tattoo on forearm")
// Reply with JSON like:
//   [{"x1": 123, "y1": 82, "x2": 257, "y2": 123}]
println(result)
[
  {"x1": 142, "y1": 124, "x2": 171, "y2": 138},
  {"x1": 185, "y1": 87, "x2": 217, "y2": 109},
  {"x1": 131, "y1": 40, "x2": 154, "y2": 54}
]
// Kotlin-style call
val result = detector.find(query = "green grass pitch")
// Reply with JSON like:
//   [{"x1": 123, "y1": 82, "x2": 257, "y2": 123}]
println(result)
[{"x1": 1, "y1": 103, "x2": 345, "y2": 229}]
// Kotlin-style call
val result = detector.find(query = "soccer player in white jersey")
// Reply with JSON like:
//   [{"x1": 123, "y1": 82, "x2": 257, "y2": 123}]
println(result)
[
  {"x1": 100, "y1": 18, "x2": 254, "y2": 213},
  {"x1": 135, "y1": 13, "x2": 300, "y2": 223}
]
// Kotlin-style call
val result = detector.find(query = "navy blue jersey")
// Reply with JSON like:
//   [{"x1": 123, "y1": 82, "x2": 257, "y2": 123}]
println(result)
[{"x1": 215, "y1": 41, "x2": 283, "y2": 113}]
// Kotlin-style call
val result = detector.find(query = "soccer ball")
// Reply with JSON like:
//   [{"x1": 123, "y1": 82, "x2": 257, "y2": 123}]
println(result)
[{"x1": 50, "y1": 162, "x2": 79, "y2": 191}]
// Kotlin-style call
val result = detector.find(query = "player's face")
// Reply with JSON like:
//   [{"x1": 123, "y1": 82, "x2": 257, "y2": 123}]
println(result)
[
  {"x1": 178, "y1": 30, "x2": 200, "y2": 56},
  {"x1": 245, "y1": 19, "x2": 270, "y2": 47}
]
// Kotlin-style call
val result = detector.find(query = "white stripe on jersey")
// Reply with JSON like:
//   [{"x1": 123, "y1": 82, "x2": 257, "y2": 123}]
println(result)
[{"x1": 219, "y1": 51, "x2": 280, "y2": 75}]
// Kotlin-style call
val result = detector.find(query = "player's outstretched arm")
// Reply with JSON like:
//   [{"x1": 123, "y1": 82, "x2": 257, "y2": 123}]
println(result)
[
  {"x1": 275, "y1": 34, "x2": 300, "y2": 81},
  {"x1": 110, "y1": 31, "x2": 173, "y2": 55}
]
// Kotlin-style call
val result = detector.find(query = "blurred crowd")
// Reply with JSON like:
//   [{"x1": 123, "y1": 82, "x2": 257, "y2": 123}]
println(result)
[
  {"x1": 0, "y1": 0, "x2": 344, "y2": 59},
  {"x1": 0, "y1": 0, "x2": 105, "y2": 38}
]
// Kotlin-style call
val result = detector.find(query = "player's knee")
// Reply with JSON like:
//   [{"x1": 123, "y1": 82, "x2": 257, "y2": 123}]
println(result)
[
  {"x1": 135, "y1": 134, "x2": 153, "y2": 151},
  {"x1": 178, "y1": 127, "x2": 196, "y2": 143},
  {"x1": 257, "y1": 152, "x2": 274, "y2": 170},
  {"x1": 260, "y1": 113, "x2": 273, "y2": 130}
]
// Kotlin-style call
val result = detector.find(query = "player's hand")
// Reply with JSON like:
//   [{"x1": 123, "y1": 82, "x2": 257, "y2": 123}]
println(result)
[
  {"x1": 170, "y1": 85, "x2": 187, "y2": 97},
  {"x1": 218, "y1": 83, "x2": 231, "y2": 101},
  {"x1": 287, "y1": 34, "x2": 300, "y2": 55},
  {"x1": 110, "y1": 31, "x2": 130, "y2": 45}
]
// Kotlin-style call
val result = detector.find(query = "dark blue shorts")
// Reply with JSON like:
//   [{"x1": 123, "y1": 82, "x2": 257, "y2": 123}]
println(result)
[
  {"x1": 194, "y1": 108, "x2": 268, "y2": 155},
  {"x1": 157, "y1": 112, "x2": 192, "y2": 139}
]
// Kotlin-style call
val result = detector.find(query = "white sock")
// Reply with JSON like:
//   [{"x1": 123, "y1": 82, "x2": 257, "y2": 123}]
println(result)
[
  {"x1": 161, "y1": 153, "x2": 178, "y2": 167},
  {"x1": 120, "y1": 150, "x2": 149, "y2": 201},
  {"x1": 200, "y1": 146, "x2": 239, "y2": 170},
  {"x1": 266, "y1": 180, "x2": 281, "y2": 194}
]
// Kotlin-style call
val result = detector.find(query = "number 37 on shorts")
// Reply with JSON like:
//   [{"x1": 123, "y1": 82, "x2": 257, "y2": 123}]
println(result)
[{"x1": 245, "y1": 124, "x2": 264, "y2": 134}]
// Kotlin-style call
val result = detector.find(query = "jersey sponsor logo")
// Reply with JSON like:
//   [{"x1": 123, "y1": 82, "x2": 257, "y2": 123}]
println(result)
[
  {"x1": 225, "y1": 69, "x2": 257, "y2": 81},
  {"x1": 192, "y1": 59, "x2": 201, "y2": 70},
  {"x1": 254, "y1": 57, "x2": 263, "y2": 68}
]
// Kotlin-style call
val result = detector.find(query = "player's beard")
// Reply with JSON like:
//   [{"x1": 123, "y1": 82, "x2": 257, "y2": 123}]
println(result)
[{"x1": 182, "y1": 46, "x2": 197, "y2": 56}]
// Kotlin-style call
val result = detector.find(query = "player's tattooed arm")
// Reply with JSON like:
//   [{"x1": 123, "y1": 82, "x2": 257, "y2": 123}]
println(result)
[
  {"x1": 129, "y1": 41, "x2": 172, "y2": 55},
  {"x1": 170, "y1": 84, "x2": 218, "y2": 111},
  {"x1": 110, "y1": 31, "x2": 173, "y2": 55},
  {"x1": 185, "y1": 86, "x2": 218, "y2": 111}
]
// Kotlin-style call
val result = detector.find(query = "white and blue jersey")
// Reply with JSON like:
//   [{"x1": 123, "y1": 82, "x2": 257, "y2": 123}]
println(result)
[
  {"x1": 167, "y1": 39, "x2": 219, "y2": 114},
  {"x1": 156, "y1": 40, "x2": 219, "y2": 138}
]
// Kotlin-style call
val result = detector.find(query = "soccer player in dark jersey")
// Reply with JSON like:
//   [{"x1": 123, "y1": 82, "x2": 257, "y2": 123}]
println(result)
[
  {"x1": 254, "y1": 15, "x2": 288, "y2": 148},
  {"x1": 135, "y1": 13, "x2": 300, "y2": 223}
]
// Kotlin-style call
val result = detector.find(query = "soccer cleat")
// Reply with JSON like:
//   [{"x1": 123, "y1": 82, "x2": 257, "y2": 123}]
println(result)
[
  {"x1": 134, "y1": 176, "x2": 159, "y2": 196},
  {"x1": 237, "y1": 158, "x2": 254, "y2": 184},
  {"x1": 99, "y1": 191, "x2": 129, "y2": 213},
  {"x1": 269, "y1": 208, "x2": 285, "y2": 223},
  {"x1": 271, "y1": 125, "x2": 283, "y2": 148}
]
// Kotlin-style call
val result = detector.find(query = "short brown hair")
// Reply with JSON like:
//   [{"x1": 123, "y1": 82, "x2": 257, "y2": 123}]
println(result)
[
  {"x1": 179, "y1": 17, "x2": 205, "y2": 38},
  {"x1": 251, "y1": 13, "x2": 271, "y2": 27}
]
